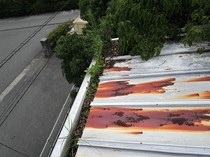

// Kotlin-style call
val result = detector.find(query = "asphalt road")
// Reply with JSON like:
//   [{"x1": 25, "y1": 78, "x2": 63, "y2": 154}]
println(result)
[
  {"x1": 0, "y1": 10, "x2": 79, "y2": 94},
  {"x1": 0, "y1": 10, "x2": 79, "y2": 157}
]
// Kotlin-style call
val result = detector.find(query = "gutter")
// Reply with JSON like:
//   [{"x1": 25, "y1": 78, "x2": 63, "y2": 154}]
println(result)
[{"x1": 39, "y1": 60, "x2": 95, "y2": 157}]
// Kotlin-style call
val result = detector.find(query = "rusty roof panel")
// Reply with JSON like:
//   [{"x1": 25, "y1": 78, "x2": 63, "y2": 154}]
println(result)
[
  {"x1": 102, "y1": 52, "x2": 210, "y2": 81},
  {"x1": 94, "y1": 73, "x2": 210, "y2": 105},
  {"x1": 76, "y1": 145, "x2": 210, "y2": 157},
  {"x1": 84, "y1": 107, "x2": 210, "y2": 132},
  {"x1": 77, "y1": 106, "x2": 210, "y2": 156},
  {"x1": 76, "y1": 42, "x2": 210, "y2": 156}
]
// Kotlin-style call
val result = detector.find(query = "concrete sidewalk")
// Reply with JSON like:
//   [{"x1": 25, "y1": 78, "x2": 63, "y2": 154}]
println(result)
[{"x1": 0, "y1": 53, "x2": 72, "y2": 157}]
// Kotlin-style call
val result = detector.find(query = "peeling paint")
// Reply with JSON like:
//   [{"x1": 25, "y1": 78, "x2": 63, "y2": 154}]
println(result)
[
  {"x1": 183, "y1": 76, "x2": 210, "y2": 82},
  {"x1": 86, "y1": 107, "x2": 210, "y2": 132},
  {"x1": 105, "y1": 67, "x2": 132, "y2": 72},
  {"x1": 95, "y1": 78, "x2": 175, "y2": 98},
  {"x1": 175, "y1": 91, "x2": 210, "y2": 99},
  {"x1": 95, "y1": 76, "x2": 210, "y2": 99},
  {"x1": 122, "y1": 131, "x2": 143, "y2": 135}
]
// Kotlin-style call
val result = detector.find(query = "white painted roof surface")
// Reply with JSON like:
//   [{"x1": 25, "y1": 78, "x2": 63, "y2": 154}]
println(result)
[{"x1": 76, "y1": 42, "x2": 210, "y2": 157}]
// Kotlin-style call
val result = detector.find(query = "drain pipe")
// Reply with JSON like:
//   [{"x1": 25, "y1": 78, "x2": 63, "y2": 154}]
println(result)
[{"x1": 40, "y1": 60, "x2": 95, "y2": 157}]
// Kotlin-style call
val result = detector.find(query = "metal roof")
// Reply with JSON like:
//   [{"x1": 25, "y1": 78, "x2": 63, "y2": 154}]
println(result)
[{"x1": 76, "y1": 42, "x2": 210, "y2": 157}]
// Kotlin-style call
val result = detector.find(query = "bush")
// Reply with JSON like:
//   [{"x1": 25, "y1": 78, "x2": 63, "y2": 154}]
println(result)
[
  {"x1": 54, "y1": 6, "x2": 104, "y2": 87},
  {"x1": 55, "y1": 33, "x2": 94, "y2": 87},
  {"x1": 85, "y1": 34, "x2": 104, "y2": 78},
  {"x1": 47, "y1": 20, "x2": 73, "y2": 48}
]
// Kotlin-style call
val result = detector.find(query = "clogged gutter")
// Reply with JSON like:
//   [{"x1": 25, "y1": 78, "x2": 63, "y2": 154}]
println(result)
[
  {"x1": 67, "y1": 39, "x2": 120, "y2": 157},
  {"x1": 67, "y1": 73, "x2": 99, "y2": 156}
]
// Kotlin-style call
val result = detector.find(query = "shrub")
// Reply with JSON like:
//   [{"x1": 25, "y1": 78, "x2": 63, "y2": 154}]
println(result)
[
  {"x1": 85, "y1": 34, "x2": 104, "y2": 78},
  {"x1": 55, "y1": 33, "x2": 94, "y2": 87},
  {"x1": 47, "y1": 20, "x2": 73, "y2": 49}
]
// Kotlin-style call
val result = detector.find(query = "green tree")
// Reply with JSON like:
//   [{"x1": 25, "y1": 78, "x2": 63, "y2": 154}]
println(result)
[
  {"x1": 0, "y1": 0, "x2": 79, "y2": 18},
  {"x1": 79, "y1": 0, "x2": 111, "y2": 23},
  {"x1": 182, "y1": 0, "x2": 210, "y2": 46},
  {"x1": 102, "y1": 0, "x2": 210, "y2": 60}
]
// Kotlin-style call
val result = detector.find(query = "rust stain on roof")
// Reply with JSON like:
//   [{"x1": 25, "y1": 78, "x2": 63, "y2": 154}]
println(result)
[
  {"x1": 164, "y1": 68, "x2": 171, "y2": 70},
  {"x1": 175, "y1": 91, "x2": 210, "y2": 99},
  {"x1": 183, "y1": 76, "x2": 210, "y2": 82},
  {"x1": 122, "y1": 131, "x2": 143, "y2": 135},
  {"x1": 95, "y1": 76, "x2": 210, "y2": 98},
  {"x1": 105, "y1": 67, "x2": 132, "y2": 72},
  {"x1": 117, "y1": 75, "x2": 129, "y2": 77},
  {"x1": 95, "y1": 78, "x2": 175, "y2": 98},
  {"x1": 86, "y1": 107, "x2": 210, "y2": 132}
]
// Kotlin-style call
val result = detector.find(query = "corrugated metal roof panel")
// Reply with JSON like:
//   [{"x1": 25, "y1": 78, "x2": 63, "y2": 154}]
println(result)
[
  {"x1": 160, "y1": 42, "x2": 210, "y2": 55},
  {"x1": 94, "y1": 73, "x2": 210, "y2": 105},
  {"x1": 76, "y1": 42, "x2": 210, "y2": 157},
  {"x1": 102, "y1": 52, "x2": 210, "y2": 81},
  {"x1": 76, "y1": 145, "x2": 210, "y2": 157},
  {"x1": 105, "y1": 42, "x2": 210, "y2": 62},
  {"x1": 81, "y1": 106, "x2": 210, "y2": 143},
  {"x1": 78, "y1": 106, "x2": 210, "y2": 156}
]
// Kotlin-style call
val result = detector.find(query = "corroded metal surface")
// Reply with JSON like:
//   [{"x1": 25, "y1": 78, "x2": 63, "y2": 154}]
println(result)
[
  {"x1": 101, "y1": 52, "x2": 210, "y2": 81},
  {"x1": 94, "y1": 74, "x2": 210, "y2": 104},
  {"x1": 76, "y1": 42, "x2": 210, "y2": 156},
  {"x1": 77, "y1": 106, "x2": 210, "y2": 156},
  {"x1": 85, "y1": 107, "x2": 210, "y2": 132}
]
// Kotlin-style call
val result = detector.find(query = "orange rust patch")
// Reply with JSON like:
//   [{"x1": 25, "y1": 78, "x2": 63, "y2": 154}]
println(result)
[
  {"x1": 95, "y1": 78, "x2": 175, "y2": 98},
  {"x1": 86, "y1": 107, "x2": 210, "y2": 132},
  {"x1": 175, "y1": 91, "x2": 210, "y2": 99},
  {"x1": 112, "y1": 149, "x2": 121, "y2": 152},
  {"x1": 117, "y1": 75, "x2": 129, "y2": 77},
  {"x1": 183, "y1": 76, "x2": 210, "y2": 82},
  {"x1": 122, "y1": 131, "x2": 143, "y2": 135},
  {"x1": 105, "y1": 67, "x2": 132, "y2": 72}
]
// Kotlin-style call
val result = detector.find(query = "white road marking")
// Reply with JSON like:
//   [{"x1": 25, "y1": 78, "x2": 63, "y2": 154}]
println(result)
[{"x1": 0, "y1": 67, "x2": 29, "y2": 103}]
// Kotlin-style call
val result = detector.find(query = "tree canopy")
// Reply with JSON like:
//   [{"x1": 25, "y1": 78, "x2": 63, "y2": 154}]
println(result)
[
  {"x1": 79, "y1": 0, "x2": 210, "y2": 60},
  {"x1": 0, "y1": 0, "x2": 79, "y2": 18}
]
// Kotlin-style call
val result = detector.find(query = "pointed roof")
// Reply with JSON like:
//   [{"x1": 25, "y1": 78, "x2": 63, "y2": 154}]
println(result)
[{"x1": 73, "y1": 16, "x2": 88, "y2": 24}]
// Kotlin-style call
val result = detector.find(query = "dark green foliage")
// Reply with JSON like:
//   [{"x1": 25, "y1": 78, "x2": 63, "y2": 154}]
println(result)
[
  {"x1": 0, "y1": 0, "x2": 79, "y2": 18},
  {"x1": 104, "y1": 0, "x2": 186, "y2": 60},
  {"x1": 182, "y1": 0, "x2": 210, "y2": 47},
  {"x1": 98, "y1": 0, "x2": 210, "y2": 60},
  {"x1": 54, "y1": 10, "x2": 104, "y2": 88},
  {"x1": 0, "y1": 0, "x2": 31, "y2": 17},
  {"x1": 55, "y1": 33, "x2": 94, "y2": 87},
  {"x1": 70, "y1": 88, "x2": 78, "y2": 100},
  {"x1": 79, "y1": 0, "x2": 111, "y2": 23},
  {"x1": 85, "y1": 35, "x2": 104, "y2": 78},
  {"x1": 47, "y1": 20, "x2": 73, "y2": 48}
]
